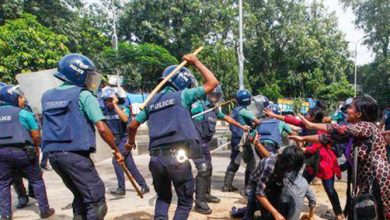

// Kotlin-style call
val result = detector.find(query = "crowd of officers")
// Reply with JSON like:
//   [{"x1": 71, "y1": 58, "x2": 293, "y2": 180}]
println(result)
[{"x1": 0, "y1": 52, "x2": 389, "y2": 220}]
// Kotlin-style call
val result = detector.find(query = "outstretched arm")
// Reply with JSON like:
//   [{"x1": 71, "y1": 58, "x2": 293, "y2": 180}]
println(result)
[
  {"x1": 264, "y1": 108, "x2": 286, "y2": 121},
  {"x1": 288, "y1": 134, "x2": 321, "y2": 144},
  {"x1": 223, "y1": 115, "x2": 250, "y2": 132},
  {"x1": 296, "y1": 114, "x2": 328, "y2": 131}
]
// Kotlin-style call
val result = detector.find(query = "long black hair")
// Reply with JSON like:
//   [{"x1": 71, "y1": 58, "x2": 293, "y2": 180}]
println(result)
[
  {"x1": 272, "y1": 145, "x2": 305, "y2": 184},
  {"x1": 353, "y1": 95, "x2": 379, "y2": 122}
]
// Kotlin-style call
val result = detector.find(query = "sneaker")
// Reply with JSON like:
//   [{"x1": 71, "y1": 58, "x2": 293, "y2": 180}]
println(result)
[
  {"x1": 40, "y1": 208, "x2": 55, "y2": 218},
  {"x1": 110, "y1": 187, "x2": 126, "y2": 196},
  {"x1": 140, "y1": 185, "x2": 150, "y2": 195}
]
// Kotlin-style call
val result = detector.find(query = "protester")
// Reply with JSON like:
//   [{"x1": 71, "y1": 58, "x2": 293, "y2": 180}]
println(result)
[
  {"x1": 243, "y1": 145, "x2": 316, "y2": 220},
  {"x1": 289, "y1": 95, "x2": 390, "y2": 219},
  {"x1": 265, "y1": 104, "x2": 344, "y2": 219}
]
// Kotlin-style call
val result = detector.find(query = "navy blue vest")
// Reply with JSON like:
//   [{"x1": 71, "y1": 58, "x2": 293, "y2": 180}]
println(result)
[
  {"x1": 0, "y1": 106, "x2": 33, "y2": 146},
  {"x1": 194, "y1": 101, "x2": 218, "y2": 143},
  {"x1": 147, "y1": 91, "x2": 202, "y2": 158},
  {"x1": 257, "y1": 118, "x2": 282, "y2": 146},
  {"x1": 229, "y1": 106, "x2": 246, "y2": 138},
  {"x1": 41, "y1": 87, "x2": 96, "y2": 152},
  {"x1": 102, "y1": 106, "x2": 128, "y2": 138}
]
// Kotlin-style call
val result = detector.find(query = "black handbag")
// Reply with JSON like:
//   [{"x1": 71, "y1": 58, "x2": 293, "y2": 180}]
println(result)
[{"x1": 350, "y1": 136, "x2": 378, "y2": 220}]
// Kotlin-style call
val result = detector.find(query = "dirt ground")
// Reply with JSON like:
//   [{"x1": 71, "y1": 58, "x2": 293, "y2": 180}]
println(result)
[{"x1": 10, "y1": 151, "x2": 347, "y2": 220}]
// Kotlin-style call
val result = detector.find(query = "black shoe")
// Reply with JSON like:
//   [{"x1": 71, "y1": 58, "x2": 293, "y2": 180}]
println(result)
[
  {"x1": 110, "y1": 187, "x2": 126, "y2": 196},
  {"x1": 0, "y1": 216, "x2": 11, "y2": 220},
  {"x1": 205, "y1": 194, "x2": 220, "y2": 203},
  {"x1": 40, "y1": 208, "x2": 55, "y2": 218},
  {"x1": 231, "y1": 206, "x2": 246, "y2": 218},
  {"x1": 194, "y1": 201, "x2": 212, "y2": 215},
  {"x1": 16, "y1": 196, "x2": 29, "y2": 209},
  {"x1": 222, "y1": 171, "x2": 237, "y2": 192},
  {"x1": 140, "y1": 185, "x2": 150, "y2": 195},
  {"x1": 221, "y1": 185, "x2": 238, "y2": 192}
]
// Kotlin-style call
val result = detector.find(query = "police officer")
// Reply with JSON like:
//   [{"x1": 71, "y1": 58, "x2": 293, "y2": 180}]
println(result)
[
  {"x1": 191, "y1": 85, "x2": 249, "y2": 214},
  {"x1": 259, "y1": 103, "x2": 293, "y2": 154},
  {"x1": 41, "y1": 54, "x2": 124, "y2": 220},
  {"x1": 0, "y1": 83, "x2": 33, "y2": 210},
  {"x1": 127, "y1": 54, "x2": 219, "y2": 220},
  {"x1": 222, "y1": 89, "x2": 261, "y2": 192},
  {"x1": 100, "y1": 88, "x2": 150, "y2": 195},
  {"x1": 0, "y1": 85, "x2": 55, "y2": 219}
]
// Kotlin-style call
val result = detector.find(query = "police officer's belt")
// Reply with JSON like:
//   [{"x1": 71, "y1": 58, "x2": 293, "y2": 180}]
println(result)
[
  {"x1": 150, "y1": 147, "x2": 183, "y2": 157},
  {"x1": 0, "y1": 144, "x2": 25, "y2": 150}
]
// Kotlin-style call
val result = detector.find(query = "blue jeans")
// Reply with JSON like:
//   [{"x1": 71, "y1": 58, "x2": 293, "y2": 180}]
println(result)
[
  {"x1": 243, "y1": 189, "x2": 261, "y2": 220},
  {"x1": 304, "y1": 171, "x2": 342, "y2": 215}
]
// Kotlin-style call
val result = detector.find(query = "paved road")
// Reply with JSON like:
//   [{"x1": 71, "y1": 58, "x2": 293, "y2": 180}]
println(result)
[{"x1": 11, "y1": 151, "x2": 346, "y2": 220}]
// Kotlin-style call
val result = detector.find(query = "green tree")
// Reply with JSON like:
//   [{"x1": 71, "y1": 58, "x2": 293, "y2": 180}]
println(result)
[
  {"x1": 243, "y1": 0, "x2": 351, "y2": 100},
  {"x1": 98, "y1": 42, "x2": 178, "y2": 91},
  {"x1": 340, "y1": 0, "x2": 390, "y2": 107},
  {"x1": 0, "y1": 0, "x2": 110, "y2": 60},
  {"x1": 0, "y1": 13, "x2": 69, "y2": 83},
  {"x1": 118, "y1": 0, "x2": 236, "y2": 58},
  {"x1": 197, "y1": 43, "x2": 240, "y2": 99}
]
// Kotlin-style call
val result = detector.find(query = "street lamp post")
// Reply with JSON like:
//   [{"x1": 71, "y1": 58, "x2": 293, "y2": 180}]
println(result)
[
  {"x1": 353, "y1": 36, "x2": 366, "y2": 97},
  {"x1": 238, "y1": 0, "x2": 244, "y2": 90}
]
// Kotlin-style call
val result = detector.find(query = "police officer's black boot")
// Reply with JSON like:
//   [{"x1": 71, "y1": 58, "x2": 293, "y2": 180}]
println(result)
[
  {"x1": 195, "y1": 176, "x2": 212, "y2": 214},
  {"x1": 205, "y1": 176, "x2": 220, "y2": 203},
  {"x1": 222, "y1": 171, "x2": 238, "y2": 192},
  {"x1": 40, "y1": 208, "x2": 55, "y2": 218},
  {"x1": 110, "y1": 187, "x2": 125, "y2": 196},
  {"x1": 16, "y1": 196, "x2": 29, "y2": 209},
  {"x1": 13, "y1": 177, "x2": 29, "y2": 209},
  {"x1": 140, "y1": 185, "x2": 150, "y2": 195}
]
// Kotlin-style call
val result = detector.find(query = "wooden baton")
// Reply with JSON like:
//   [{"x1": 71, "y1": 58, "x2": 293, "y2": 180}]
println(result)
[
  {"x1": 139, "y1": 46, "x2": 204, "y2": 110},
  {"x1": 121, "y1": 164, "x2": 144, "y2": 199}
]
